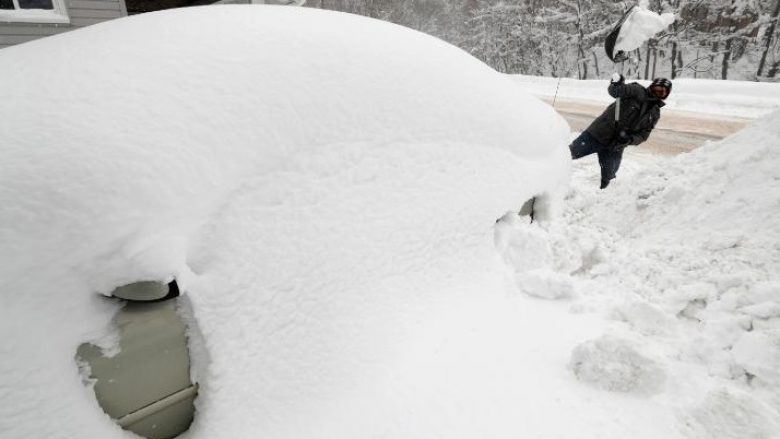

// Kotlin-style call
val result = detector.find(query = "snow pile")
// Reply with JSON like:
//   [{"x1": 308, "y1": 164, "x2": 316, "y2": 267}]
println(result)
[
  {"x1": 0, "y1": 6, "x2": 575, "y2": 439},
  {"x1": 685, "y1": 389, "x2": 779, "y2": 439},
  {"x1": 614, "y1": 1, "x2": 676, "y2": 54},
  {"x1": 497, "y1": 109, "x2": 780, "y2": 437},
  {"x1": 495, "y1": 212, "x2": 576, "y2": 300},
  {"x1": 570, "y1": 335, "x2": 666, "y2": 395}
]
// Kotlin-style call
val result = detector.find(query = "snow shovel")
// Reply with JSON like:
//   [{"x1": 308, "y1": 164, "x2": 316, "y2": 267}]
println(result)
[
  {"x1": 605, "y1": 5, "x2": 639, "y2": 64},
  {"x1": 605, "y1": 5, "x2": 639, "y2": 137}
]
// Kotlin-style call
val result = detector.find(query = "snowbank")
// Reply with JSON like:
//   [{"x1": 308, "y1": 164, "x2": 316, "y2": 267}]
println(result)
[
  {"x1": 497, "y1": 109, "x2": 780, "y2": 437},
  {"x1": 509, "y1": 74, "x2": 780, "y2": 119},
  {"x1": 0, "y1": 6, "x2": 572, "y2": 439}
]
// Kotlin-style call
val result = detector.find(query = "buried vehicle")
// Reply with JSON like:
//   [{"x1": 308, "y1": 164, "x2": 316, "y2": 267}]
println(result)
[{"x1": 0, "y1": 5, "x2": 569, "y2": 439}]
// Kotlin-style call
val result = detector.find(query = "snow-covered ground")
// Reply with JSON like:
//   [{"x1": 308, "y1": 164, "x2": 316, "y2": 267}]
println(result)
[
  {"x1": 2, "y1": 5, "x2": 780, "y2": 439},
  {"x1": 498, "y1": 108, "x2": 780, "y2": 438},
  {"x1": 509, "y1": 74, "x2": 780, "y2": 119}
]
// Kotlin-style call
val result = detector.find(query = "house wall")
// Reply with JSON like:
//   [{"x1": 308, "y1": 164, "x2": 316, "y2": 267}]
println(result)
[{"x1": 0, "y1": 0, "x2": 127, "y2": 50}]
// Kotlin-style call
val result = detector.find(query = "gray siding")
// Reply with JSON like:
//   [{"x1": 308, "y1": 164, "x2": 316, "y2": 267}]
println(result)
[{"x1": 0, "y1": 0, "x2": 126, "y2": 50}]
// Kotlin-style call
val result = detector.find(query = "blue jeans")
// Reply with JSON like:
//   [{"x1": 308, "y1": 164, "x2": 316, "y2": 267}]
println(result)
[{"x1": 569, "y1": 131, "x2": 624, "y2": 184}]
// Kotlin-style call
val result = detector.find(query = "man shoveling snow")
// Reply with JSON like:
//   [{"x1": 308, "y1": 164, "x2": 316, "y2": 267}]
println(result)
[
  {"x1": 572, "y1": 1, "x2": 675, "y2": 189},
  {"x1": 568, "y1": 74, "x2": 672, "y2": 189}
]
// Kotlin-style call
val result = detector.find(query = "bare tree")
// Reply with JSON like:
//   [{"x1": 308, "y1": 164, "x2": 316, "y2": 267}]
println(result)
[
  {"x1": 757, "y1": 0, "x2": 780, "y2": 77},
  {"x1": 307, "y1": 0, "x2": 770, "y2": 81}
]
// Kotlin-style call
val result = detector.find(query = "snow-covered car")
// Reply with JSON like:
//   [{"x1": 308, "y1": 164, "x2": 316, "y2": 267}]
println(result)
[{"x1": 0, "y1": 5, "x2": 569, "y2": 439}]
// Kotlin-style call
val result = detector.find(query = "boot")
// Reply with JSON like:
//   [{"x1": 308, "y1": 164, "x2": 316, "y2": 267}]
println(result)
[{"x1": 600, "y1": 179, "x2": 610, "y2": 189}]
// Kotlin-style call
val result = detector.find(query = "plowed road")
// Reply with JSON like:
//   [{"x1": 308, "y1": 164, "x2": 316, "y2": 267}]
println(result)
[{"x1": 543, "y1": 98, "x2": 750, "y2": 155}]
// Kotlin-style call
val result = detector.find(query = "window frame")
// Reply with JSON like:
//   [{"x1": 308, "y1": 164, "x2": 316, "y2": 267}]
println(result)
[{"x1": 0, "y1": 0, "x2": 70, "y2": 25}]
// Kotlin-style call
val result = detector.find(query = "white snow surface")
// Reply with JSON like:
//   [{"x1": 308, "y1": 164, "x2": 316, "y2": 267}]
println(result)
[
  {"x1": 2, "y1": 5, "x2": 780, "y2": 439},
  {"x1": 0, "y1": 6, "x2": 573, "y2": 439},
  {"x1": 545, "y1": 109, "x2": 780, "y2": 438},
  {"x1": 510, "y1": 74, "x2": 780, "y2": 119},
  {"x1": 614, "y1": 1, "x2": 675, "y2": 54}
]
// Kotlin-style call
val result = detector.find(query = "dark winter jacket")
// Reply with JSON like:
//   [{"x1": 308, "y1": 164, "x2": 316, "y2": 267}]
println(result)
[{"x1": 585, "y1": 82, "x2": 665, "y2": 148}]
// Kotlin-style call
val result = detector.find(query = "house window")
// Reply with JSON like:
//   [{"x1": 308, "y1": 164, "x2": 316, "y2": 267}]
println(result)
[{"x1": 0, "y1": 0, "x2": 70, "y2": 24}]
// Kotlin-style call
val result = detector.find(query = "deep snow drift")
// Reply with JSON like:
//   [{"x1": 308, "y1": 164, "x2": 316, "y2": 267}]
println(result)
[
  {"x1": 0, "y1": 6, "x2": 572, "y2": 439},
  {"x1": 496, "y1": 109, "x2": 780, "y2": 438}
]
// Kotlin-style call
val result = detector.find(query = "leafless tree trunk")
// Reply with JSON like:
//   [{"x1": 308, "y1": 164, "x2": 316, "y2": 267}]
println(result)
[
  {"x1": 591, "y1": 50, "x2": 601, "y2": 78},
  {"x1": 768, "y1": 60, "x2": 780, "y2": 78},
  {"x1": 722, "y1": 38, "x2": 732, "y2": 79},
  {"x1": 576, "y1": 0, "x2": 588, "y2": 79},
  {"x1": 578, "y1": 46, "x2": 588, "y2": 79},
  {"x1": 757, "y1": 0, "x2": 780, "y2": 77},
  {"x1": 645, "y1": 41, "x2": 652, "y2": 79},
  {"x1": 676, "y1": 50, "x2": 684, "y2": 77},
  {"x1": 652, "y1": 46, "x2": 658, "y2": 78},
  {"x1": 711, "y1": 40, "x2": 719, "y2": 66}
]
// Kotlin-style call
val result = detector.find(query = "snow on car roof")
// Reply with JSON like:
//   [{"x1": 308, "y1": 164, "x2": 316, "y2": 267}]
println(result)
[{"x1": 0, "y1": 6, "x2": 570, "y2": 439}]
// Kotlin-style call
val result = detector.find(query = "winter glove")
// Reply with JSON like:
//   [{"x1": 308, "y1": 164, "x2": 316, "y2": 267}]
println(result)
[
  {"x1": 609, "y1": 130, "x2": 631, "y2": 152},
  {"x1": 611, "y1": 73, "x2": 625, "y2": 84}
]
